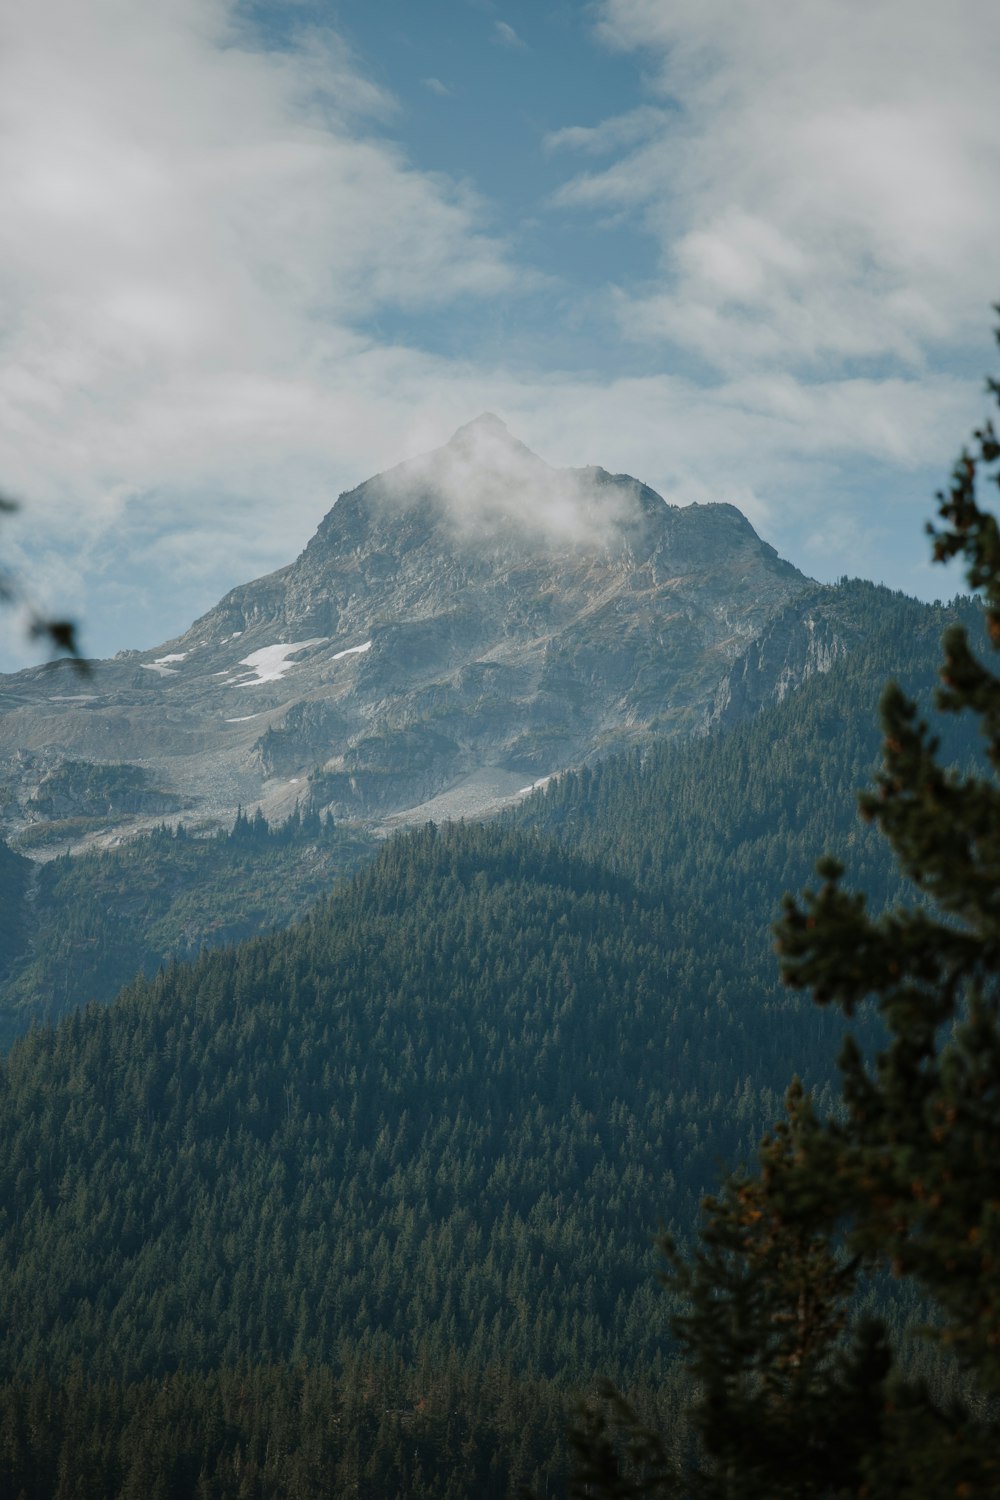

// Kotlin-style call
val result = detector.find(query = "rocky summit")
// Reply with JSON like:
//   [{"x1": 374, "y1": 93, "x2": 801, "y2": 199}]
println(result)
[{"x1": 0, "y1": 416, "x2": 837, "y2": 850}]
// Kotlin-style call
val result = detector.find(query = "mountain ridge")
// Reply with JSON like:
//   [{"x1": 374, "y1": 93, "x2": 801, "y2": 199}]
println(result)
[{"x1": 1, "y1": 418, "x2": 814, "y2": 848}]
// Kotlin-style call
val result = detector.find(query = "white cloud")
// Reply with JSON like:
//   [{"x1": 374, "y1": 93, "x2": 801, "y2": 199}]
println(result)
[
  {"x1": 545, "y1": 105, "x2": 667, "y2": 157},
  {"x1": 422, "y1": 77, "x2": 452, "y2": 97},
  {"x1": 375, "y1": 413, "x2": 649, "y2": 553},
  {"x1": 0, "y1": 0, "x2": 527, "y2": 668},
  {"x1": 0, "y1": 0, "x2": 991, "y2": 672},
  {"x1": 570, "y1": 0, "x2": 1000, "y2": 375},
  {"x1": 492, "y1": 21, "x2": 526, "y2": 50}
]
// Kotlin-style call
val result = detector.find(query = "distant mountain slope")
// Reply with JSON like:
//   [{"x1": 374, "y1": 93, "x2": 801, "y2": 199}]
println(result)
[
  {"x1": 0, "y1": 582, "x2": 984, "y2": 1390},
  {"x1": 0, "y1": 838, "x2": 31, "y2": 977},
  {"x1": 0, "y1": 810, "x2": 375, "y2": 1048},
  {"x1": 516, "y1": 580, "x2": 983, "y2": 901},
  {"x1": 0, "y1": 416, "x2": 811, "y2": 846},
  {"x1": 0, "y1": 580, "x2": 980, "y2": 1053},
  {"x1": 0, "y1": 821, "x2": 807, "y2": 1386}
]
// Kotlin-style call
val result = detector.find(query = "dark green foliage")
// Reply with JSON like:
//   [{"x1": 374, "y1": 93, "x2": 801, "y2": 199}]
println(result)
[
  {"x1": 0, "y1": 822, "x2": 755, "y2": 1385},
  {"x1": 23, "y1": 759, "x2": 185, "y2": 823},
  {"x1": 568, "y1": 319, "x2": 1000, "y2": 1498},
  {"x1": 0, "y1": 1359, "x2": 578, "y2": 1500},
  {"x1": 772, "y1": 369, "x2": 1000, "y2": 1494},
  {"x1": 653, "y1": 1091, "x2": 893, "y2": 1500},
  {"x1": 0, "y1": 809, "x2": 374, "y2": 1047},
  {"x1": 0, "y1": 489, "x2": 85, "y2": 668},
  {"x1": 0, "y1": 837, "x2": 31, "y2": 976}
]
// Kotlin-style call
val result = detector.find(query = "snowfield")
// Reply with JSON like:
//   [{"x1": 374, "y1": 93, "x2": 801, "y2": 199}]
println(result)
[
  {"x1": 139, "y1": 652, "x2": 189, "y2": 677},
  {"x1": 234, "y1": 639, "x2": 327, "y2": 686}
]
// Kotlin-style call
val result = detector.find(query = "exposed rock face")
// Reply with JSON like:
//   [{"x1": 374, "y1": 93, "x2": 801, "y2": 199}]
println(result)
[
  {"x1": 708, "y1": 587, "x2": 855, "y2": 729},
  {"x1": 26, "y1": 760, "x2": 187, "y2": 820},
  {"x1": 0, "y1": 416, "x2": 817, "y2": 844}
]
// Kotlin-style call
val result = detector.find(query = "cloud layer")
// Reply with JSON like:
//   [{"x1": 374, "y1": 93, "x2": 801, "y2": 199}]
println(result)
[
  {"x1": 376, "y1": 414, "x2": 649, "y2": 554},
  {"x1": 571, "y1": 0, "x2": 1000, "y2": 375},
  {"x1": 0, "y1": 0, "x2": 516, "y2": 664},
  {"x1": 1, "y1": 0, "x2": 997, "y2": 670}
]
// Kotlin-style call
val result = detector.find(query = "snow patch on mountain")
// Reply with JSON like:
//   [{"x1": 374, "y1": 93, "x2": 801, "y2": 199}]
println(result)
[{"x1": 234, "y1": 639, "x2": 327, "y2": 686}]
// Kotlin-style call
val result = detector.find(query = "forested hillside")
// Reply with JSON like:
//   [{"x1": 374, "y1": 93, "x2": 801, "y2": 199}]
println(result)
[
  {"x1": 0, "y1": 580, "x2": 985, "y2": 1496},
  {"x1": 0, "y1": 578, "x2": 976, "y2": 1050},
  {"x1": 0, "y1": 836, "x2": 30, "y2": 976},
  {"x1": 517, "y1": 581, "x2": 982, "y2": 983},
  {"x1": 0, "y1": 808, "x2": 375, "y2": 1048}
]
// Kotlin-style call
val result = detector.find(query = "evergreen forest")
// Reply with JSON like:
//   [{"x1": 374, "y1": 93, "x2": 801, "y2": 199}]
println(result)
[
  {"x1": 0, "y1": 807, "x2": 374, "y2": 1049},
  {"x1": 0, "y1": 578, "x2": 988, "y2": 1496}
]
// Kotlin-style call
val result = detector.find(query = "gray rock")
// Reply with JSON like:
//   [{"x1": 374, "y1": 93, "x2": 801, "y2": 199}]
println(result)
[{"x1": 0, "y1": 417, "x2": 819, "y2": 845}]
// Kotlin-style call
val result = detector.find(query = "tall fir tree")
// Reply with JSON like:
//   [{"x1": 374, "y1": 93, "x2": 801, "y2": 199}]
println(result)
[{"x1": 569, "y1": 312, "x2": 1000, "y2": 1499}]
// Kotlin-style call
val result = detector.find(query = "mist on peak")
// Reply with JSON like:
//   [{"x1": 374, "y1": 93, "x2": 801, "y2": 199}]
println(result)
[
  {"x1": 447, "y1": 412, "x2": 518, "y2": 445},
  {"x1": 368, "y1": 415, "x2": 652, "y2": 555}
]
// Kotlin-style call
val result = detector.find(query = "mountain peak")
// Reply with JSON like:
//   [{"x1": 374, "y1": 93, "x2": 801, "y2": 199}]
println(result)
[
  {"x1": 0, "y1": 419, "x2": 813, "y2": 842},
  {"x1": 441, "y1": 412, "x2": 545, "y2": 475},
  {"x1": 448, "y1": 412, "x2": 512, "y2": 444}
]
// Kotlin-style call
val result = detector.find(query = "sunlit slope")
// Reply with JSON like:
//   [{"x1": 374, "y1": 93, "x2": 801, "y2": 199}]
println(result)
[{"x1": 0, "y1": 416, "x2": 809, "y2": 842}]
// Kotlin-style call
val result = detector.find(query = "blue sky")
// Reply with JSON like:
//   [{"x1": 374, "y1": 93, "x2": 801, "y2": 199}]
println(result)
[{"x1": 1, "y1": 0, "x2": 999, "y2": 668}]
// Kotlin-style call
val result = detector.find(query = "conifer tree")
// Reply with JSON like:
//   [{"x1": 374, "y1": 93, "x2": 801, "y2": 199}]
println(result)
[
  {"x1": 1, "y1": 489, "x2": 85, "y2": 664},
  {"x1": 569, "y1": 313, "x2": 1000, "y2": 1498}
]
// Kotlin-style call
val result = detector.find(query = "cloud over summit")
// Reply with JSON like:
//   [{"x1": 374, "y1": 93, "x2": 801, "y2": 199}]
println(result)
[{"x1": 375, "y1": 414, "x2": 649, "y2": 555}]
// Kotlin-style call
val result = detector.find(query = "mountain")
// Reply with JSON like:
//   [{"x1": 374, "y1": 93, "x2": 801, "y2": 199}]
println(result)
[
  {"x1": 0, "y1": 580, "x2": 983, "y2": 1496},
  {"x1": 0, "y1": 415, "x2": 814, "y2": 851},
  {"x1": 0, "y1": 577, "x2": 979, "y2": 1048}
]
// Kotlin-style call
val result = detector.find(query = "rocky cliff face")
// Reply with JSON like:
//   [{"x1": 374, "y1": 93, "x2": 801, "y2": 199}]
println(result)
[
  {"x1": 707, "y1": 588, "x2": 857, "y2": 729},
  {"x1": 0, "y1": 415, "x2": 818, "y2": 847}
]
